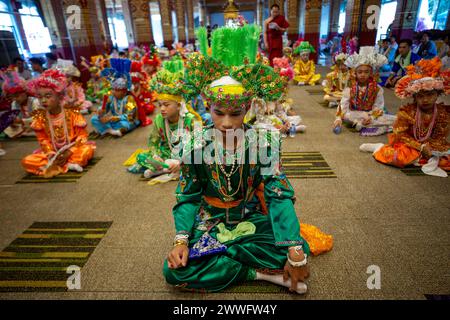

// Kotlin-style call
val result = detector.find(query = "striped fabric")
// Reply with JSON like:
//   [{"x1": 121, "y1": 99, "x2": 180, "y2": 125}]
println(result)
[{"x1": 0, "y1": 221, "x2": 112, "y2": 292}]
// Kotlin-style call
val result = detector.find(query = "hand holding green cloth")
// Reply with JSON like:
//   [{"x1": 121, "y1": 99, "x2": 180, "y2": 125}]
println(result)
[{"x1": 216, "y1": 222, "x2": 256, "y2": 243}]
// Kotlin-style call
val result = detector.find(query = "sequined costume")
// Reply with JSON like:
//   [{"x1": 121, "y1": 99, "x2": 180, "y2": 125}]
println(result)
[
  {"x1": 163, "y1": 25, "x2": 332, "y2": 293},
  {"x1": 91, "y1": 94, "x2": 140, "y2": 135},
  {"x1": 134, "y1": 113, "x2": 195, "y2": 172},
  {"x1": 323, "y1": 66, "x2": 350, "y2": 105},
  {"x1": 374, "y1": 103, "x2": 450, "y2": 168},
  {"x1": 338, "y1": 82, "x2": 396, "y2": 128},
  {"x1": 163, "y1": 128, "x2": 332, "y2": 292},
  {"x1": 22, "y1": 108, "x2": 95, "y2": 175},
  {"x1": 86, "y1": 77, "x2": 110, "y2": 104},
  {"x1": 293, "y1": 59, "x2": 321, "y2": 85}
]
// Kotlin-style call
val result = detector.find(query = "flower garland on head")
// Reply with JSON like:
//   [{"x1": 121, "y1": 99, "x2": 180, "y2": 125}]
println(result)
[
  {"x1": 0, "y1": 71, "x2": 27, "y2": 95},
  {"x1": 150, "y1": 56, "x2": 186, "y2": 103},
  {"x1": 27, "y1": 69, "x2": 68, "y2": 95},
  {"x1": 184, "y1": 25, "x2": 284, "y2": 111},
  {"x1": 395, "y1": 57, "x2": 449, "y2": 99}
]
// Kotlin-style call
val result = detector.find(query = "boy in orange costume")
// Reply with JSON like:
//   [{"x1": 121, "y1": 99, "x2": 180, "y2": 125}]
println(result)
[
  {"x1": 360, "y1": 58, "x2": 449, "y2": 177},
  {"x1": 22, "y1": 69, "x2": 95, "y2": 177}
]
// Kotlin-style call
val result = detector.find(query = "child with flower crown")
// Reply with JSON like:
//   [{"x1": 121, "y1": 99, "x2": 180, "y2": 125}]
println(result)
[
  {"x1": 360, "y1": 57, "x2": 450, "y2": 177},
  {"x1": 334, "y1": 47, "x2": 397, "y2": 136},
  {"x1": 1, "y1": 71, "x2": 41, "y2": 138},
  {"x1": 163, "y1": 25, "x2": 332, "y2": 294},
  {"x1": 293, "y1": 41, "x2": 321, "y2": 86},
  {"x1": 21, "y1": 69, "x2": 95, "y2": 177}
]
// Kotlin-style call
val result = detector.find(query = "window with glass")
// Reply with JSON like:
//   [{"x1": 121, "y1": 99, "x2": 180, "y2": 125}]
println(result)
[
  {"x1": 338, "y1": 0, "x2": 347, "y2": 34},
  {"x1": 172, "y1": 10, "x2": 179, "y2": 44},
  {"x1": 416, "y1": 0, "x2": 449, "y2": 31},
  {"x1": 18, "y1": 0, "x2": 53, "y2": 55},
  {"x1": 105, "y1": 0, "x2": 129, "y2": 49},
  {"x1": 375, "y1": 0, "x2": 398, "y2": 42},
  {"x1": 149, "y1": 0, "x2": 164, "y2": 47},
  {"x1": 0, "y1": 0, "x2": 25, "y2": 56}
]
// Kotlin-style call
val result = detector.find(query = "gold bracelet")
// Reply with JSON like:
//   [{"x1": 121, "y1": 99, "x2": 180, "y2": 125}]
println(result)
[{"x1": 173, "y1": 240, "x2": 188, "y2": 247}]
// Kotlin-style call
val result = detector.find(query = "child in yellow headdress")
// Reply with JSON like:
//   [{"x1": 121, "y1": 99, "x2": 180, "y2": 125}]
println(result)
[{"x1": 125, "y1": 59, "x2": 196, "y2": 184}]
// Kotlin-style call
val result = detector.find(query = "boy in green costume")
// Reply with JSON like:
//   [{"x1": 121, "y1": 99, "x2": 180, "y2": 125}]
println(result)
[{"x1": 163, "y1": 25, "x2": 332, "y2": 294}]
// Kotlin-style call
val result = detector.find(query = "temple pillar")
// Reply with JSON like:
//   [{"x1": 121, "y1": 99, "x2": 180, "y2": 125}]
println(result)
[
  {"x1": 286, "y1": 0, "x2": 299, "y2": 43},
  {"x1": 128, "y1": 0, "x2": 154, "y2": 46},
  {"x1": 158, "y1": 0, "x2": 174, "y2": 48},
  {"x1": 186, "y1": 0, "x2": 195, "y2": 43},
  {"x1": 304, "y1": 0, "x2": 322, "y2": 62}
]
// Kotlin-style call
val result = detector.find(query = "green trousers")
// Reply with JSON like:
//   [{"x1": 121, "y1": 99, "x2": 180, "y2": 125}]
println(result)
[{"x1": 163, "y1": 212, "x2": 310, "y2": 292}]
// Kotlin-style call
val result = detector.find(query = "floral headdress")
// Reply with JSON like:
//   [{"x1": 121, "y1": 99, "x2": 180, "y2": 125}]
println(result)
[
  {"x1": 333, "y1": 53, "x2": 349, "y2": 65},
  {"x1": 345, "y1": 46, "x2": 387, "y2": 70},
  {"x1": 0, "y1": 71, "x2": 27, "y2": 95},
  {"x1": 395, "y1": 57, "x2": 450, "y2": 99},
  {"x1": 28, "y1": 69, "x2": 68, "y2": 95},
  {"x1": 149, "y1": 57, "x2": 185, "y2": 103},
  {"x1": 184, "y1": 24, "x2": 284, "y2": 111},
  {"x1": 273, "y1": 56, "x2": 294, "y2": 80},
  {"x1": 54, "y1": 59, "x2": 80, "y2": 78}
]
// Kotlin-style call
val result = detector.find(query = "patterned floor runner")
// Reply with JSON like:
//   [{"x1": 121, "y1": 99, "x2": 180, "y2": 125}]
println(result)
[
  {"x1": 282, "y1": 152, "x2": 336, "y2": 179},
  {"x1": 0, "y1": 221, "x2": 112, "y2": 292},
  {"x1": 88, "y1": 132, "x2": 119, "y2": 140},
  {"x1": 16, "y1": 157, "x2": 102, "y2": 184},
  {"x1": 134, "y1": 153, "x2": 336, "y2": 180}
]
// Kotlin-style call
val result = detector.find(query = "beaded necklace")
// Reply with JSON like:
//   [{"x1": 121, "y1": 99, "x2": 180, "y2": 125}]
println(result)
[
  {"x1": 164, "y1": 117, "x2": 182, "y2": 152},
  {"x1": 46, "y1": 108, "x2": 70, "y2": 151},
  {"x1": 414, "y1": 104, "x2": 437, "y2": 143},
  {"x1": 213, "y1": 131, "x2": 244, "y2": 201}
]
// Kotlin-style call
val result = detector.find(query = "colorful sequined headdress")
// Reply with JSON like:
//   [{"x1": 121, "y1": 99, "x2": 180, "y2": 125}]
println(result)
[
  {"x1": 293, "y1": 41, "x2": 316, "y2": 55},
  {"x1": 345, "y1": 46, "x2": 387, "y2": 70},
  {"x1": 28, "y1": 69, "x2": 68, "y2": 95},
  {"x1": 184, "y1": 24, "x2": 284, "y2": 110},
  {"x1": 333, "y1": 53, "x2": 349, "y2": 64},
  {"x1": 149, "y1": 56, "x2": 185, "y2": 103},
  {"x1": 395, "y1": 57, "x2": 450, "y2": 99},
  {"x1": 0, "y1": 71, "x2": 27, "y2": 95},
  {"x1": 100, "y1": 58, "x2": 132, "y2": 90}
]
